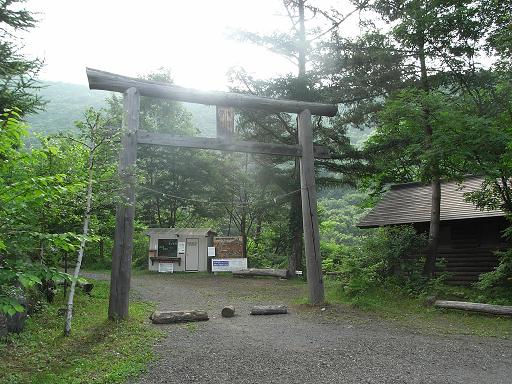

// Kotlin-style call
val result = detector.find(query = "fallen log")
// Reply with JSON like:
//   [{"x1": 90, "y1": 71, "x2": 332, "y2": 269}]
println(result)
[
  {"x1": 150, "y1": 310, "x2": 209, "y2": 324},
  {"x1": 221, "y1": 306, "x2": 235, "y2": 318},
  {"x1": 434, "y1": 300, "x2": 512, "y2": 316},
  {"x1": 233, "y1": 268, "x2": 288, "y2": 279},
  {"x1": 250, "y1": 305, "x2": 288, "y2": 315}
]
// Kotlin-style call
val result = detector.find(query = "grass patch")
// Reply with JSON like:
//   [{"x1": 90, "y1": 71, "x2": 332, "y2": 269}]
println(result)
[
  {"x1": 0, "y1": 280, "x2": 163, "y2": 384},
  {"x1": 183, "y1": 323, "x2": 199, "y2": 333},
  {"x1": 321, "y1": 278, "x2": 512, "y2": 339}
]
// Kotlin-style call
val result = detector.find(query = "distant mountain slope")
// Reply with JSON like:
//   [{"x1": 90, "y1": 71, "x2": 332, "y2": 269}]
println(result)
[
  {"x1": 26, "y1": 81, "x2": 370, "y2": 143},
  {"x1": 26, "y1": 81, "x2": 217, "y2": 136},
  {"x1": 26, "y1": 81, "x2": 110, "y2": 134}
]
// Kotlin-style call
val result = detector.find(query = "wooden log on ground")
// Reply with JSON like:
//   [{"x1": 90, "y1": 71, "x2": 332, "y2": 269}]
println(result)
[
  {"x1": 86, "y1": 68, "x2": 338, "y2": 117},
  {"x1": 434, "y1": 300, "x2": 512, "y2": 316},
  {"x1": 250, "y1": 305, "x2": 288, "y2": 315},
  {"x1": 150, "y1": 310, "x2": 209, "y2": 324},
  {"x1": 221, "y1": 306, "x2": 235, "y2": 318},
  {"x1": 232, "y1": 268, "x2": 288, "y2": 279}
]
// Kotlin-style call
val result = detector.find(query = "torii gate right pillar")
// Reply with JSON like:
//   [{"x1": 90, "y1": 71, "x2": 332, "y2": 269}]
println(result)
[{"x1": 298, "y1": 109, "x2": 324, "y2": 305}]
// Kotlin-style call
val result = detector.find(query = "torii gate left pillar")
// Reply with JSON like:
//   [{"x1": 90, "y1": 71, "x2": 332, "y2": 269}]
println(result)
[{"x1": 108, "y1": 87, "x2": 139, "y2": 320}]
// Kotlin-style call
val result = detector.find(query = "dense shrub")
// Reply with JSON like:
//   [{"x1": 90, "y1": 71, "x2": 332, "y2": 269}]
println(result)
[
  {"x1": 132, "y1": 232, "x2": 150, "y2": 268},
  {"x1": 337, "y1": 225, "x2": 427, "y2": 295}
]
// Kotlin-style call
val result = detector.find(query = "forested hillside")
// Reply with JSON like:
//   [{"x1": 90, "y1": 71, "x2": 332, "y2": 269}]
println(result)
[
  {"x1": 26, "y1": 81, "x2": 217, "y2": 137},
  {"x1": 26, "y1": 81, "x2": 370, "y2": 142},
  {"x1": 25, "y1": 82, "x2": 109, "y2": 133}
]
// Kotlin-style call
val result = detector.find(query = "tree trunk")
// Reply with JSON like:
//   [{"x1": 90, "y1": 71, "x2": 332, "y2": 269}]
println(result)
[
  {"x1": 99, "y1": 238, "x2": 104, "y2": 261},
  {"x1": 64, "y1": 152, "x2": 94, "y2": 336},
  {"x1": 418, "y1": 36, "x2": 441, "y2": 278},
  {"x1": 297, "y1": 0, "x2": 306, "y2": 78},
  {"x1": 288, "y1": 183, "x2": 303, "y2": 276},
  {"x1": 286, "y1": 0, "x2": 308, "y2": 277},
  {"x1": 254, "y1": 217, "x2": 262, "y2": 247},
  {"x1": 424, "y1": 174, "x2": 441, "y2": 277},
  {"x1": 240, "y1": 203, "x2": 248, "y2": 258}
]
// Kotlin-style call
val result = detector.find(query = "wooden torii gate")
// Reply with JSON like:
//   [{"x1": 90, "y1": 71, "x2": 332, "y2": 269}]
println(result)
[{"x1": 86, "y1": 68, "x2": 338, "y2": 319}]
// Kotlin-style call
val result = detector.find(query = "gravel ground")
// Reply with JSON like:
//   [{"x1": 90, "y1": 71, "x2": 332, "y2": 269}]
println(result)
[{"x1": 88, "y1": 272, "x2": 512, "y2": 384}]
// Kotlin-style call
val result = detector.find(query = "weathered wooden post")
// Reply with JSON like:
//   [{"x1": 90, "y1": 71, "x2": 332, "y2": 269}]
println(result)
[
  {"x1": 298, "y1": 109, "x2": 324, "y2": 305},
  {"x1": 108, "y1": 87, "x2": 140, "y2": 320},
  {"x1": 216, "y1": 106, "x2": 235, "y2": 139}
]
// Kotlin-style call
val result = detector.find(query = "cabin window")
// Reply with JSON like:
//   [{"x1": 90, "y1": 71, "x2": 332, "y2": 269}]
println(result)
[{"x1": 157, "y1": 239, "x2": 178, "y2": 258}]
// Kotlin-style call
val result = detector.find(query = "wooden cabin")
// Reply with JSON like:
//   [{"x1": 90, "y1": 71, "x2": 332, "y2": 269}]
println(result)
[{"x1": 358, "y1": 177, "x2": 508, "y2": 285}]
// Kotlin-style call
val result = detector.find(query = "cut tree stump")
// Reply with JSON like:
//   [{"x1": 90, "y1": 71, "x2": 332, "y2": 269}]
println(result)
[
  {"x1": 434, "y1": 300, "x2": 512, "y2": 316},
  {"x1": 233, "y1": 268, "x2": 288, "y2": 279},
  {"x1": 221, "y1": 306, "x2": 235, "y2": 318},
  {"x1": 250, "y1": 305, "x2": 288, "y2": 315},
  {"x1": 150, "y1": 310, "x2": 209, "y2": 324}
]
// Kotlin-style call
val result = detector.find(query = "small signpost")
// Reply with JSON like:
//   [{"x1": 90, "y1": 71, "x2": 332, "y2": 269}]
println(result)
[{"x1": 86, "y1": 68, "x2": 337, "y2": 319}]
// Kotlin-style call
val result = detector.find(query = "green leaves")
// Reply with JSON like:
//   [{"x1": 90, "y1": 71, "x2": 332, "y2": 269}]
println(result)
[
  {"x1": 0, "y1": 297, "x2": 25, "y2": 317},
  {"x1": 0, "y1": 260, "x2": 73, "y2": 315}
]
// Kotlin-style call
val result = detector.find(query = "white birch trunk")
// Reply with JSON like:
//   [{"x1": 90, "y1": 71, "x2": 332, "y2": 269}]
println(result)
[{"x1": 64, "y1": 153, "x2": 94, "y2": 336}]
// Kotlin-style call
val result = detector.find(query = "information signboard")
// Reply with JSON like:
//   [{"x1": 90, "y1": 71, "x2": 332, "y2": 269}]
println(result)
[
  {"x1": 158, "y1": 262, "x2": 174, "y2": 273},
  {"x1": 211, "y1": 258, "x2": 247, "y2": 272}
]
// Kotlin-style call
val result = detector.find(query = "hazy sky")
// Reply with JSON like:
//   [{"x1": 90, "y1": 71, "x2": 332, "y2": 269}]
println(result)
[{"x1": 23, "y1": 0, "x2": 361, "y2": 91}]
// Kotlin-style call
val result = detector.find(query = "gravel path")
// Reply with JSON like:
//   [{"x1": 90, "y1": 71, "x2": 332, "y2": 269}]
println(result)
[{"x1": 92, "y1": 272, "x2": 512, "y2": 384}]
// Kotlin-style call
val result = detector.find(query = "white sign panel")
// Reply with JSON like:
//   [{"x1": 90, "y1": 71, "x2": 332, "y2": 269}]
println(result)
[
  {"x1": 177, "y1": 241, "x2": 186, "y2": 254},
  {"x1": 211, "y1": 258, "x2": 247, "y2": 272},
  {"x1": 158, "y1": 262, "x2": 174, "y2": 273},
  {"x1": 207, "y1": 246, "x2": 216, "y2": 257}
]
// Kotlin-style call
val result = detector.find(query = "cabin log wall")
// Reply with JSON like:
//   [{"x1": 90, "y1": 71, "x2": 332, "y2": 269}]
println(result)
[{"x1": 413, "y1": 217, "x2": 508, "y2": 285}]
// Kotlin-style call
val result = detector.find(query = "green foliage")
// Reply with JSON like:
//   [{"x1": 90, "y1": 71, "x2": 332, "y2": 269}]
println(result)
[
  {"x1": 477, "y1": 247, "x2": 512, "y2": 291},
  {"x1": 0, "y1": 0, "x2": 43, "y2": 114},
  {"x1": 338, "y1": 225, "x2": 427, "y2": 295},
  {"x1": 0, "y1": 280, "x2": 162, "y2": 383},
  {"x1": 0, "y1": 260, "x2": 71, "y2": 315},
  {"x1": 132, "y1": 232, "x2": 150, "y2": 269}
]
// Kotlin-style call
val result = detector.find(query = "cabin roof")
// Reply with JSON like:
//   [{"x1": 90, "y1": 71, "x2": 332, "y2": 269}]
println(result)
[
  {"x1": 145, "y1": 228, "x2": 217, "y2": 237},
  {"x1": 358, "y1": 177, "x2": 505, "y2": 228}
]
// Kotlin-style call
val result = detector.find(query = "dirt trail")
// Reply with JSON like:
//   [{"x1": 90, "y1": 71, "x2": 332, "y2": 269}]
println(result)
[{"x1": 88, "y1": 272, "x2": 512, "y2": 384}]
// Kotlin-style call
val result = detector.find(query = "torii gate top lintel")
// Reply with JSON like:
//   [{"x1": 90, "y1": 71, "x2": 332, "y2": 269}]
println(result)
[
  {"x1": 86, "y1": 67, "x2": 338, "y2": 117},
  {"x1": 87, "y1": 68, "x2": 331, "y2": 320}
]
